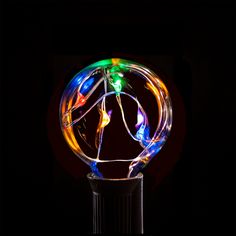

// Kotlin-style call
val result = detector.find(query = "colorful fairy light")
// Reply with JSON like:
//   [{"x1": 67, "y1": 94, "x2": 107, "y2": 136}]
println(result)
[
  {"x1": 59, "y1": 58, "x2": 172, "y2": 177},
  {"x1": 97, "y1": 109, "x2": 112, "y2": 130},
  {"x1": 136, "y1": 108, "x2": 145, "y2": 129}
]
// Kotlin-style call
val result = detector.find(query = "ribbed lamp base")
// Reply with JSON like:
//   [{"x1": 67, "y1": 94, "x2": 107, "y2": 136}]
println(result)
[{"x1": 87, "y1": 172, "x2": 143, "y2": 234}]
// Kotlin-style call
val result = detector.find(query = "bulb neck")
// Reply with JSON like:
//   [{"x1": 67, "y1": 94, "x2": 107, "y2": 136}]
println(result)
[{"x1": 87, "y1": 172, "x2": 144, "y2": 234}]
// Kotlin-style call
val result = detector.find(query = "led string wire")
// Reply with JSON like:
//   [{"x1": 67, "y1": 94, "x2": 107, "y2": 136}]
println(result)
[
  {"x1": 59, "y1": 59, "x2": 172, "y2": 177},
  {"x1": 63, "y1": 86, "x2": 164, "y2": 163},
  {"x1": 116, "y1": 95, "x2": 147, "y2": 143},
  {"x1": 126, "y1": 66, "x2": 172, "y2": 176},
  {"x1": 65, "y1": 91, "x2": 147, "y2": 146},
  {"x1": 62, "y1": 71, "x2": 166, "y2": 158},
  {"x1": 95, "y1": 69, "x2": 109, "y2": 160},
  {"x1": 64, "y1": 68, "x2": 103, "y2": 116}
]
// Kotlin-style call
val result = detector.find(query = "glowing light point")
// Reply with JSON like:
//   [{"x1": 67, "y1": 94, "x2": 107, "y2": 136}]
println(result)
[
  {"x1": 113, "y1": 79, "x2": 122, "y2": 93},
  {"x1": 110, "y1": 66, "x2": 121, "y2": 73},
  {"x1": 75, "y1": 92, "x2": 86, "y2": 107},
  {"x1": 99, "y1": 109, "x2": 112, "y2": 129},
  {"x1": 112, "y1": 58, "x2": 120, "y2": 65},
  {"x1": 135, "y1": 124, "x2": 145, "y2": 141},
  {"x1": 135, "y1": 109, "x2": 145, "y2": 128},
  {"x1": 107, "y1": 109, "x2": 112, "y2": 117}
]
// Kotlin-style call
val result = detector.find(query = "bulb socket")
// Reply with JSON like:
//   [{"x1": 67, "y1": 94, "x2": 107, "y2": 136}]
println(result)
[{"x1": 87, "y1": 172, "x2": 143, "y2": 234}]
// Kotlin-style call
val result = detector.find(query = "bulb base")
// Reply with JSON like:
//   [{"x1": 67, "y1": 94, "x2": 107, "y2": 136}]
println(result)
[{"x1": 87, "y1": 172, "x2": 143, "y2": 234}]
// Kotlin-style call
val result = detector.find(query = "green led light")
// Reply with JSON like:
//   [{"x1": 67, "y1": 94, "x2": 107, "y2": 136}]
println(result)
[
  {"x1": 108, "y1": 64, "x2": 128, "y2": 94},
  {"x1": 111, "y1": 73, "x2": 122, "y2": 81},
  {"x1": 113, "y1": 79, "x2": 122, "y2": 93},
  {"x1": 110, "y1": 66, "x2": 121, "y2": 73}
]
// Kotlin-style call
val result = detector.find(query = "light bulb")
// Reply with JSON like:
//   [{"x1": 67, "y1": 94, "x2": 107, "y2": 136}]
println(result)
[{"x1": 59, "y1": 58, "x2": 172, "y2": 178}]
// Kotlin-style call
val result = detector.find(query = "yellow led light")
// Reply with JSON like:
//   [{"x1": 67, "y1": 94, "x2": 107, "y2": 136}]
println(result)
[{"x1": 99, "y1": 110, "x2": 111, "y2": 129}]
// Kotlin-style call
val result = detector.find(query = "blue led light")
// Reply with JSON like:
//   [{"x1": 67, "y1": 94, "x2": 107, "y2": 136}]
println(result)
[{"x1": 135, "y1": 124, "x2": 151, "y2": 146}]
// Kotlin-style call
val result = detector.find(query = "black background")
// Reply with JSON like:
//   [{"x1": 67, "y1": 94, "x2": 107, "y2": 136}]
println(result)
[{"x1": 1, "y1": 0, "x2": 235, "y2": 235}]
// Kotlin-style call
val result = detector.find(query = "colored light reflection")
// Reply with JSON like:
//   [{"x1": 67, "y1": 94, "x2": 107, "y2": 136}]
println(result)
[{"x1": 80, "y1": 77, "x2": 95, "y2": 94}]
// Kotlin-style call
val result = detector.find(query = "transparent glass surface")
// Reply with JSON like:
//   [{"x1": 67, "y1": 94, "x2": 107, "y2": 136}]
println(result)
[{"x1": 59, "y1": 58, "x2": 172, "y2": 177}]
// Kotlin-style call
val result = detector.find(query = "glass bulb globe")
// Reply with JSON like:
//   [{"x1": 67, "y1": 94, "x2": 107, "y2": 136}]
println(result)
[{"x1": 59, "y1": 58, "x2": 172, "y2": 177}]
